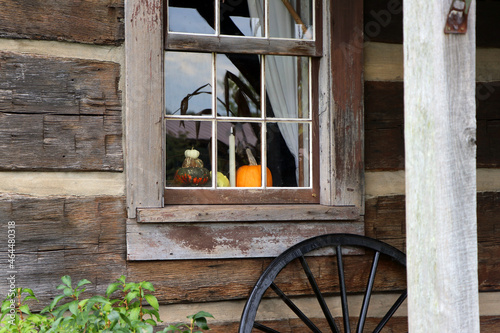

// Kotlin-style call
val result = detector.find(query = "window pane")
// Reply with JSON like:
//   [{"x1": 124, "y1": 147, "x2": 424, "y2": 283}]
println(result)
[
  {"x1": 166, "y1": 120, "x2": 213, "y2": 187},
  {"x1": 269, "y1": 0, "x2": 313, "y2": 39},
  {"x1": 216, "y1": 122, "x2": 261, "y2": 187},
  {"x1": 265, "y1": 55, "x2": 309, "y2": 119},
  {"x1": 165, "y1": 51, "x2": 212, "y2": 116},
  {"x1": 168, "y1": 0, "x2": 215, "y2": 34},
  {"x1": 221, "y1": 0, "x2": 264, "y2": 37},
  {"x1": 217, "y1": 53, "x2": 261, "y2": 118},
  {"x1": 267, "y1": 122, "x2": 310, "y2": 187}
]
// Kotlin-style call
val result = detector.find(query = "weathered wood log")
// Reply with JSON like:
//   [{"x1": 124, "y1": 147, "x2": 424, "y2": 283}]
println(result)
[
  {"x1": 0, "y1": 51, "x2": 123, "y2": 171},
  {"x1": 477, "y1": 81, "x2": 500, "y2": 167},
  {"x1": 366, "y1": 192, "x2": 500, "y2": 292},
  {"x1": 365, "y1": 81, "x2": 500, "y2": 170},
  {"x1": 0, "y1": 195, "x2": 127, "y2": 309},
  {"x1": 364, "y1": 81, "x2": 405, "y2": 171},
  {"x1": 0, "y1": 0, "x2": 124, "y2": 45},
  {"x1": 365, "y1": 195, "x2": 406, "y2": 250},
  {"x1": 0, "y1": 193, "x2": 497, "y2": 310},
  {"x1": 127, "y1": 249, "x2": 407, "y2": 305}
]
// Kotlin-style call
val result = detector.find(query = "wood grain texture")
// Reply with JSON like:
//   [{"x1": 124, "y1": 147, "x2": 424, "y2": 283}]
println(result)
[
  {"x1": 328, "y1": 0, "x2": 364, "y2": 209},
  {"x1": 0, "y1": 51, "x2": 123, "y2": 171},
  {"x1": 127, "y1": 246, "x2": 405, "y2": 304},
  {"x1": 366, "y1": 193, "x2": 500, "y2": 292},
  {"x1": 0, "y1": 195, "x2": 127, "y2": 310},
  {"x1": 365, "y1": 195, "x2": 406, "y2": 251},
  {"x1": 0, "y1": 0, "x2": 124, "y2": 45},
  {"x1": 365, "y1": 81, "x2": 500, "y2": 170},
  {"x1": 166, "y1": 34, "x2": 319, "y2": 56},
  {"x1": 0, "y1": 193, "x2": 496, "y2": 310},
  {"x1": 127, "y1": 220, "x2": 363, "y2": 260},
  {"x1": 137, "y1": 205, "x2": 360, "y2": 223},
  {"x1": 364, "y1": 81, "x2": 405, "y2": 171},
  {"x1": 125, "y1": 0, "x2": 164, "y2": 218}
]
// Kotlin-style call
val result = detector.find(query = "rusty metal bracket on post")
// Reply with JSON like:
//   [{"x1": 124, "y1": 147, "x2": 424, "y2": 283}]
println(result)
[{"x1": 444, "y1": 0, "x2": 472, "y2": 34}]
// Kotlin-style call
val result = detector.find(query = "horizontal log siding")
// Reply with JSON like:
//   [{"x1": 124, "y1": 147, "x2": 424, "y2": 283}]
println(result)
[
  {"x1": 0, "y1": 1, "x2": 498, "y2": 329},
  {"x1": 365, "y1": 81, "x2": 500, "y2": 170},
  {"x1": 0, "y1": 0, "x2": 124, "y2": 45},
  {"x1": 365, "y1": 192, "x2": 500, "y2": 292},
  {"x1": 3, "y1": 192, "x2": 493, "y2": 317},
  {"x1": 0, "y1": 195, "x2": 126, "y2": 308},
  {"x1": 363, "y1": 1, "x2": 500, "y2": 328},
  {"x1": 0, "y1": 51, "x2": 123, "y2": 171}
]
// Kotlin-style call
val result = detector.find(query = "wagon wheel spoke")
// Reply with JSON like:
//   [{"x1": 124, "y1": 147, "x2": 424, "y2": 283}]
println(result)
[
  {"x1": 336, "y1": 245, "x2": 350, "y2": 333},
  {"x1": 372, "y1": 289, "x2": 407, "y2": 333},
  {"x1": 254, "y1": 322, "x2": 281, "y2": 333},
  {"x1": 299, "y1": 255, "x2": 339, "y2": 333},
  {"x1": 356, "y1": 251, "x2": 380, "y2": 333},
  {"x1": 270, "y1": 282, "x2": 322, "y2": 333},
  {"x1": 238, "y1": 234, "x2": 407, "y2": 333}
]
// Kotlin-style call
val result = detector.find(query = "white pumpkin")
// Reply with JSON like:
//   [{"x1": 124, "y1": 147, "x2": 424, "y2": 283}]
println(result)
[{"x1": 184, "y1": 148, "x2": 200, "y2": 159}]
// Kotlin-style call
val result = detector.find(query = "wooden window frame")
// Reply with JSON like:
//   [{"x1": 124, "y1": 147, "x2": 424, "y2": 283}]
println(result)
[
  {"x1": 163, "y1": 2, "x2": 322, "y2": 206},
  {"x1": 124, "y1": 0, "x2": 364, "y2": 260}
]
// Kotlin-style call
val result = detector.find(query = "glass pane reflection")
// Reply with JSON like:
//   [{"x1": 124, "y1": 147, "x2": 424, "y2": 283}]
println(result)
[
  {"x1": 168, "y1": 1, "x2": 215, "y2": 34},
  {"x1": 217, "y1": 53, "x2": 261, "y2": 118},
  {"x1": 165, "y1": 51, "x2": 212, "y2": 116},
  {"x1": 221, "y1": 0, "x2": 264, "y2": 37}
]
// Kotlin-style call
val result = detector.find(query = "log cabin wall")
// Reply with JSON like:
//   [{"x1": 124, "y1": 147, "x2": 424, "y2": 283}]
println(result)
[
  {"x1": 0, "y1": 0, "x2": 498, "y2": 331},
  {"x1": 363, "y1": 0, "x2": 500, "y2": 330},
  {"x1": 0, "y1": 0, "x2": 128, "y2": 308}
]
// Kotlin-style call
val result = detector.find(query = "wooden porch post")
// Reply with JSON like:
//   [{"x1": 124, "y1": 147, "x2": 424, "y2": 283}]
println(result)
[{"x1": 404, "y1": 1, "x2": 480, "y2": 331}]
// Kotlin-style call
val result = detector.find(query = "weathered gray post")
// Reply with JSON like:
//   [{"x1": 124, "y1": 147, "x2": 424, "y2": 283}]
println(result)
[{"x1": 404, "y1": 0, "x2": 480, "y2": 331}]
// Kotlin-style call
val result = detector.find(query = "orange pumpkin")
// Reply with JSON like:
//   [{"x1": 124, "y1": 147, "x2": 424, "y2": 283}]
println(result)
[{"x1": 236, "y1": 148, "x2": 272, "y2": 187}]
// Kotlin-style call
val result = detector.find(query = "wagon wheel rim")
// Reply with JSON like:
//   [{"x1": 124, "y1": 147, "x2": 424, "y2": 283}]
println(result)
[{"x1": 239, "y1": 233, "x2": 407, "y2": 333}]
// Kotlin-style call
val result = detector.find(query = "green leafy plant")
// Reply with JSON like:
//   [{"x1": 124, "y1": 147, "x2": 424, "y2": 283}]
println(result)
[
  {"x1": 0, "y1": 287, "x2": 51, "y2": 333},
  {"x1": 164, "y1": 311, "x2": 214, "y2": 333},
  {"x1": 0, "y1": 276, "x2": 212, "y2": 333}
]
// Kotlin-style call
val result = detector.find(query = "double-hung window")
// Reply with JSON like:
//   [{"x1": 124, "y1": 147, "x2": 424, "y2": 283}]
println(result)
[
  {"x1": 125, "y1": 0, "x2": 364, "y2": 260},
  {"x1": 164, "y1": 0, "x2": 320, "y2": 205}
]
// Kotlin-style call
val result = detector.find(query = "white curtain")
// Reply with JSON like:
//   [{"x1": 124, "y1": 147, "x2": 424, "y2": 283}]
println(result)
[{"x1": 248, "y1": 0, "x2": 306, "y2": 185}]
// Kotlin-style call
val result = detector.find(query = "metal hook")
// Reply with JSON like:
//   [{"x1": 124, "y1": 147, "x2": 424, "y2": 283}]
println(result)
[{"x1": 444, "y1": 0, "x2": 472, "y2": 34}]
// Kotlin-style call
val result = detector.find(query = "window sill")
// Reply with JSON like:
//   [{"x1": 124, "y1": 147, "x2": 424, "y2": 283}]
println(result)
[
  {"x1": 136, "y1": 204, "x2": 360, "y2": 223},
  {"x1": 128, "y1": 204, "x2": 363, "y2": 260}
]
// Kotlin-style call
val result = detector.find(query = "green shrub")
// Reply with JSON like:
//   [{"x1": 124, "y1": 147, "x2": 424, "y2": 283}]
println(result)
[{"x1": 1, "y1": 276, "x2": 212, "y2": 333}]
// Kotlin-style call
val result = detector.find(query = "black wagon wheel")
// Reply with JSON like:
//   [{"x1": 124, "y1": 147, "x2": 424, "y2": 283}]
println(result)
[{"x1": 239, "y1": 234, "x2": 407, "y2": 333}]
